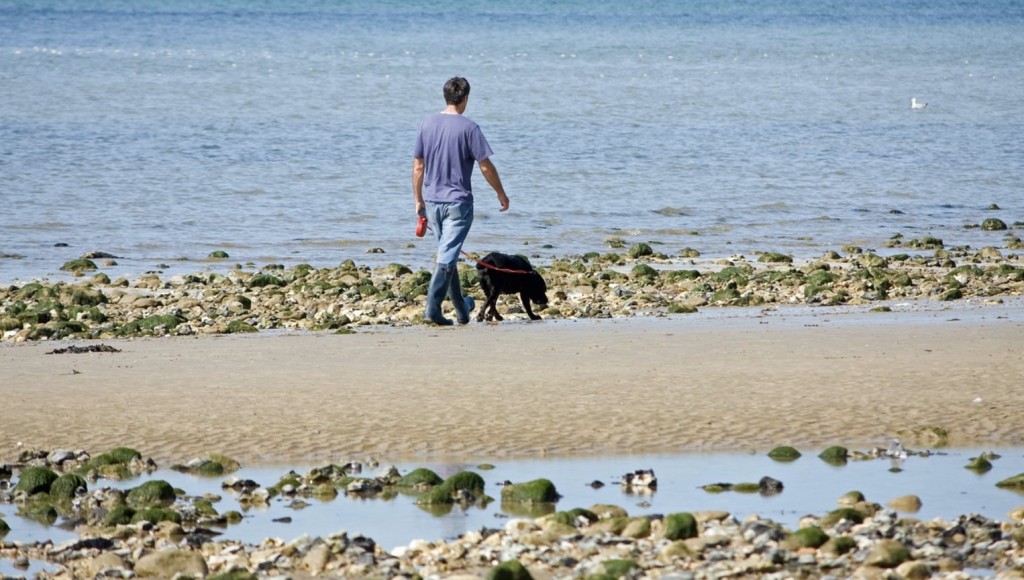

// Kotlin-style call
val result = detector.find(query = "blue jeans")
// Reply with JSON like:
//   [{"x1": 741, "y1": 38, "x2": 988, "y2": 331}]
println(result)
[{"x1": 425, "y1": 201, "x2": 473, "y2": 266}]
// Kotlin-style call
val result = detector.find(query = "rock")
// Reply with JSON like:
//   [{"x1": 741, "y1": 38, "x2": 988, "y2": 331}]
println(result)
[
  {"x1": 501, "y1": 479, "x2": 560, "y2": 504},
  {"x1": 981, "y1": 218, "x2": 1008, "y2": 231},
  {"x1": 1009, "y1": 505, "x2": 1024, "y2": 523},
  {"x1": 966, "y1": 455, "x2": 993, "y2": 472},
  {"x1": 60, "y1": 258, "x2": 98, "y2": 272},
  {"x1": 13, "y1": 466, "x2": 58, "y2": 495},
  {"x1": 837, "y1": 490, "x2": 865, "y2": 506},
  {"x1": 486, "y1": 559, "x2": 533, "y2": 580},
  {"x1": 782, "y1": 526, "x2": 829, "y2": 549},
  {"x1": 397, "y1": 467, "x2": 444, "y2": 487},
  {"x1": 588, "y1": 504, "x2": 629, "y2": 520},
  {"x1": 50, "y1": 473, "x2": 88, "y2": 499},
  {"x1": 759, "y1": 476, "x2": 784, "y2": 494},
  {"x1": 888, "y1": 495, "x2": 923, "y2": 513},
  {"x1": 767, "y1": 446, "x2": 801, "y2": 461},
  {"x1": 302, "y1": 542, "x2": 331, "y2": 574},
  {"x1": 659, "y1": 540, "x2": 696, "y2": 562},
  {"x1": 865, "y1": 539, "x2": 911, "y2": 568},
  {"x1": 664, "y1": 512, "x2": 698, "y2": 541},
  {"x1": 134, "y1": 548, "x2": 208, "y2": 577},
  {"x1": 127, "y1": 480, "x2": 176, "y2": 506},
  {"x1": 818, "y1": 445, "x2": 849, "y2": 464},
  {"x1": 621, "y1": 469, "x2": 657, "y2": 490},
  {"x1": 621, "y1": 517, "x2": 652, "y2": 539},
  {"x1": 996, "y1": 473, "x2": 1024, "y2": 489},
  {"x1": 896, "y1": 560, "x2": 932, "y2": 579},
  {"x1": 628, "y1": 243, "x2": 654, "y2": 258},
  {"x1": 82, "y1": 552, "x2": 128, "y2": 577},
  {"x1": 417, "y1": 471, "x2": 486, "y2": 505}
]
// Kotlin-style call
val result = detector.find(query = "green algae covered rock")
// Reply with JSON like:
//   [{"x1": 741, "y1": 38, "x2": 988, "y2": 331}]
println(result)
[
  {"x1": 628, "y1": 242, "x2": 654, "y2": 259},
  {"x1": 417, "y1": 471, "x2": 486, "y2": 505},
  {"x1": 172, "y1": 456, "x2": 239, "y2": 476},
  {"x1": 730, "y1": 482, "x2": 761, "y2": 493},
  {"x1": 822, "y1": 535, "x2": 858, "y2": 556},
  {"x1": 981, "y1": 218, "x2": 1008, "y2": 231},
  {"x1": 76, "y1": 447, "x2": 143, "y2": 480},
  {"x1": 768, "y1": 446, "x2": 802, "y2": 461},
  {"x1": 226, "y1": 320, "x2": 258, "y2": 333},
  {"x1": 630, "y1": 263, "x2": 659, "y2": 280},
  {"x1": 818, "y1": 445, "x2": 849, "y2": 464},
  {"x1": 50, "y1": 473, "x2": 88, "y2": 500},
  {"x1": 108, "y1": 447, "x2": 142, "y2": 463},
  {"x1": 208, "y1": 571, "x2": 258, "y2": 580},
  {"x1": 485, "y1": 559, "x2": 533, "y2": 580},
  {"x1": 599, "y1": 559, "x2": 638, "y2": 579},
  {"x1": 758, "y1": 252, "x2": 793, "y2": 263},
  {"x1": 996, "y1": 473, "x2": 1024, "y2": 489},
  {"x1": 551, "y1": 508, "x2": 599, "y2": 527},
  {"x1": 664, "y1": 269, "x2": 701, "y2": 282},
  {"x1": 865, "y1": 539, "x2": 911, "y2": 568},
  {"x1": 966, "y1": 456, "x2": 993, "y2": 473},
  {"x1": 248, "y1": 273, "x2": 284, "y2": 288},
  {"x1": 820, "y1": 507, "x2": 866, "y2": 527},
  {"x1": 60, "y1": 258, "x2": 98, "y2": 272},
  {"x1": 19, "y1": 498, "x2": 58, "y2": 525},
  {"x1": 118, "y1": 314, "x2": 183, "y2": 335},
  {"x1": 127, "y1": 480, "x2": 176, "y2": 507},
  {"x1": 663, "y1": 512, "x2": 698, "y2": 541},
  {"x1": 14, "y1": 466, "x2": 58, "y2": 495},
  {"x1": 397, "y1": 467, "x2": 444, "y2": 488},
  {"x1": 104, "y1": 505, "x2": 136, "y2": 526},
  {"x1": 131, "y1": 506, "x2": 182, "y2": 524},
  {"x1": 208, "y1": 250, "x2": 230, "y2": 259},
  {"x1": 783, "y1": 526, "x2": 829, "y2": 549},
  {"x1": 0, "y1": 518, "x2": 9, "y2": 536},
  {"x1": 501, "y1": 478, "x2": 560, "y2": 504}
]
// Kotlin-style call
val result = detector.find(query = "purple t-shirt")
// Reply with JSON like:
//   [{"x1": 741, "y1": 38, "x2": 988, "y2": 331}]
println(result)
[{"x1": 414, "y1": 113, "x2": 493, "y2": 204}]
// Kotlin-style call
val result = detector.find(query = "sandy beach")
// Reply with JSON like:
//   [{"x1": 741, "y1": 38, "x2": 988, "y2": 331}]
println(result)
[{"x1": 2, "y1": 302, "x2": 1023, "y2": 467}]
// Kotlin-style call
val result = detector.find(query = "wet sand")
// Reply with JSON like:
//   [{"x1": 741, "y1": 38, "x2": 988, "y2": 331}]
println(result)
[{"x1": 2, "y1": 302, "x2": 1023, "y2": 466}]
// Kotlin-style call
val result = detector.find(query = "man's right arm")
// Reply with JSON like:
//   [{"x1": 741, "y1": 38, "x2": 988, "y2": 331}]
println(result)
[{"x1": 479, "y1": 158, "x2": 509, "y2": 212}]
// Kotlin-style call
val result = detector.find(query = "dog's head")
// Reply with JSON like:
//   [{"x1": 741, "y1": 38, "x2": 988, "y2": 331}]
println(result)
[{"x1": 526, "y1": 271, "x2": 549, "y2": 306}]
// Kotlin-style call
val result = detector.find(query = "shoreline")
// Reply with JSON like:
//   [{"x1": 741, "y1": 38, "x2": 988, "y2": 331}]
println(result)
[{"x1": 3, "y1": 300, "x2": 1023, "y2": 467}]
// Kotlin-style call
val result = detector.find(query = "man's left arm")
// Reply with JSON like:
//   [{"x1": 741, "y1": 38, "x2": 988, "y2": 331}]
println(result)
[
  {"x1": 412, "y1": 157, "x2": 426, "y2": 216},
  {"x1": 479, "y1": 158, "x2": 509, "y2": 212}
]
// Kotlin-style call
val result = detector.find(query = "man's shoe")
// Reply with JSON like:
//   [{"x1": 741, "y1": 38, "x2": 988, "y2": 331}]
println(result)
[{"x1": 456, "y1": 296, "x2": 475, "y2": 325}]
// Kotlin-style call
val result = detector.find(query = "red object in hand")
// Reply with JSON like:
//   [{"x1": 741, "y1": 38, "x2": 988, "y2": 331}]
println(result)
[{"x1": 416, "y1": 215, "x2": 428, "y2": 237}]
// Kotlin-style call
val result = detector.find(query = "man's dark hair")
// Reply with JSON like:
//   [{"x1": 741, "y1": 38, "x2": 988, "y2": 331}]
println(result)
[{"x1": 443, "y1": 77, "x2": 471, "y2": 106}]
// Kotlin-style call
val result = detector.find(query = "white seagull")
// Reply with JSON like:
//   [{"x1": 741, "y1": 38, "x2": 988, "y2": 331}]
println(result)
[{"x1": 911, "y1": 97, "x2": 927, "y2": 109}]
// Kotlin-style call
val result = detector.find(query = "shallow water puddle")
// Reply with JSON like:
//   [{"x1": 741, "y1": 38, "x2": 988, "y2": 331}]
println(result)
[{"x1": 2, "y1": 448, "x2": 1023, "y2": 554}]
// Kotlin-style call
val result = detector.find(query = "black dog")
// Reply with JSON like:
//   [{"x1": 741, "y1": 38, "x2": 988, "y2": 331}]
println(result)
[{"x1": 475, "y1": 252, "x2": 549, "y2": 322}]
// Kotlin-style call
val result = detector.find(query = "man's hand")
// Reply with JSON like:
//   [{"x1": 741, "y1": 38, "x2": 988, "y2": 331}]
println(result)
[{"x1": 497, "y1": 192, "x2": 510, "y2": 212}]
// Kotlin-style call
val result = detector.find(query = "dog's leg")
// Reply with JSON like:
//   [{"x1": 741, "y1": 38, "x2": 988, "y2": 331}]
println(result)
[
  {"x1": 520, "y1": 292, "x2": 541, "y2": 320},
  {"x1": 478, "y1": 287, "x2": 501, "y2": 322},
  {"x1": 487, "y1": 291, "x2": 503, "y2": 321},
  {"x1": 476, "y1": 278, "x2": 493, "y2": 322}
]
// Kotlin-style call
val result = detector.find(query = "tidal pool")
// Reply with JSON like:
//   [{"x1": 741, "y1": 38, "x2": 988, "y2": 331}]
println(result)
[{"x1": 2, "y1": 447, "x2": 1023, "y2": 570}]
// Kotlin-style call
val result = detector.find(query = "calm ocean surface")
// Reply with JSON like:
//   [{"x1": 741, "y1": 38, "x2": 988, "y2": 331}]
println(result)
[{"x1": 2, "y1": 1, "x2": 1022, "y2": 282}]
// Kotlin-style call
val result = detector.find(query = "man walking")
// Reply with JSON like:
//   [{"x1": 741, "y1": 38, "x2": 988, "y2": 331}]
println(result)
[{"x1": 413, "y1": 77, "x2": 510, "y2": 325}]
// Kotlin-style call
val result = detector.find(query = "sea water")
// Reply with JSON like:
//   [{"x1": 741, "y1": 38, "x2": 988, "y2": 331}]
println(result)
[
  {"x1": 1, "y1": 0, "x2": 1023, "y2": 283},
  {"x1": 1, "y1": 449, "x2": 1023, "y2": 556}
]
